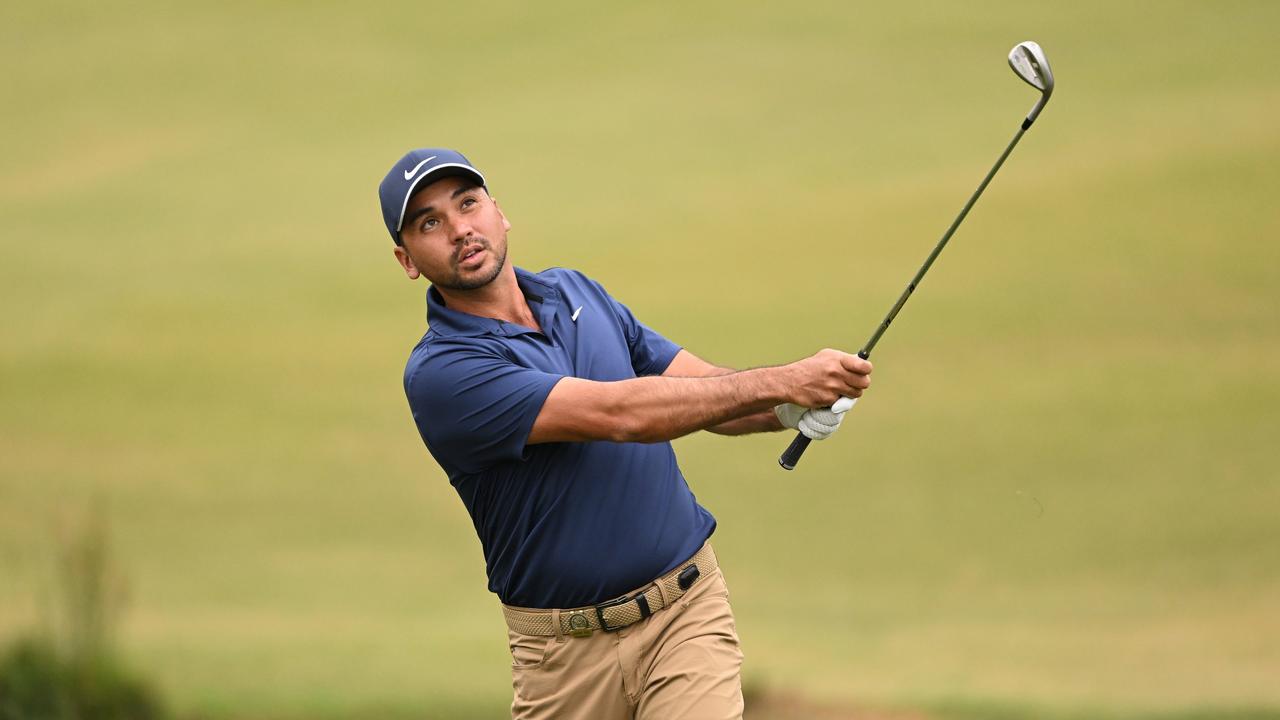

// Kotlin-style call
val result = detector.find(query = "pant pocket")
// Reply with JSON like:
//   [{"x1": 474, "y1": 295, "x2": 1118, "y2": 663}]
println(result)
[{"x1": 509, "y1": 630, "x2": 553, "y2": 669}]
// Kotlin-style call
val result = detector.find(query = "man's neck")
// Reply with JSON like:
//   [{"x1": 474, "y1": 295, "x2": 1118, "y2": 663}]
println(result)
[{"x1": 436, "y1": 265, "x2": 540, "y2": 332}]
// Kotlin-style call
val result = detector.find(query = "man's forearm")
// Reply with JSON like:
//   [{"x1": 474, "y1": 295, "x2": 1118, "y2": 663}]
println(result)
[
  {"x1": 529, "y1": 368, "x2": 793, "y2": 445},
  {"x1": 662, "y1": 349, "x2": 784, "y2": 436}
]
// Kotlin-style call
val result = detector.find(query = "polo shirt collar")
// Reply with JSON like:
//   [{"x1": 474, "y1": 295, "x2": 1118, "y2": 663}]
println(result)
[{"x1": 426, "y1": 267, "x2": 562, "y2": 338}]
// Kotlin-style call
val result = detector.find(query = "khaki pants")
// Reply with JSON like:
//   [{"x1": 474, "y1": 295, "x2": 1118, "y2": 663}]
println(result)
[{"x1": 506, "y1": 567, "x2": 744, "y2": 720}]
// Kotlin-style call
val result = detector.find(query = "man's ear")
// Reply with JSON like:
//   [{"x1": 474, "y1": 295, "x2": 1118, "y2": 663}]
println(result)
[
  {"x1": 393, "y1": 246, "x2": 421, "y2": 280},
  {"x1": 494, "y1": 199, "x2": 512, "y2": 232}
]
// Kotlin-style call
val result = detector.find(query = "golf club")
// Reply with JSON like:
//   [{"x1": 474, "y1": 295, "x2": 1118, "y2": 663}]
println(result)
[{"x1": 778, "y1": 41, "x2": 1055, "y2": 471}]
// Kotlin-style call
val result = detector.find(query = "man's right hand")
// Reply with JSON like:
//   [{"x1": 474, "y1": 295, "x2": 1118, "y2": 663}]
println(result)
[{"x1": 783, "y1": 348, "x2": 873, "y2": 409}]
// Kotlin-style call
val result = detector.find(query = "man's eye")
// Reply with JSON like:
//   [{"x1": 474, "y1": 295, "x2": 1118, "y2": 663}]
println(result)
[
  {"x1": 461, "y1": 197, "x2": 477, "y2": 209},
  {"x1": 421, "y1": 218, "x2": 438, "y2": 231}
]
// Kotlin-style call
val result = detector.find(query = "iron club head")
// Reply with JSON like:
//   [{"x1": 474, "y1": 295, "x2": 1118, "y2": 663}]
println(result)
[{"x1": 1008, "y1": 41, "x2": 1054, "y2": 127}]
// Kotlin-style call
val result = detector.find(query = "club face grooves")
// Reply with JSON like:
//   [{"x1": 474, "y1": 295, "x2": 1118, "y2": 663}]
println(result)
[{"x1": 1009, "y1": 41, "x2": 1054, "y2": 95}]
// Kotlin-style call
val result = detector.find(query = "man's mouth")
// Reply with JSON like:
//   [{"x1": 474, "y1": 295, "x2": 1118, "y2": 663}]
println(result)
[{"x1": 457, "y1": 243, "x2": 487, "y2": 268}]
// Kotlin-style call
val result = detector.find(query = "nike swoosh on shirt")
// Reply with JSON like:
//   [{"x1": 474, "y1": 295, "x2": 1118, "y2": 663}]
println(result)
[
  {"x1": 403, "y1": 156, "x2": 438, "y2": 180},
  {"x1": 571, "y1": 306, "x2": 583, "y2": 322}
]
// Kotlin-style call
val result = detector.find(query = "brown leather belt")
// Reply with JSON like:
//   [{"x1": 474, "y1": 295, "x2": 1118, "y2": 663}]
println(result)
[{"x1": 502, "y1": 542, "x2": 718, "y2": 637}]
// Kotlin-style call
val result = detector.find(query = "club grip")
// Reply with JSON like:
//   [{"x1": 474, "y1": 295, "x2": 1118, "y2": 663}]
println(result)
[{"x1": 778, "y1": 432, "x2": 811, "y2": 471}]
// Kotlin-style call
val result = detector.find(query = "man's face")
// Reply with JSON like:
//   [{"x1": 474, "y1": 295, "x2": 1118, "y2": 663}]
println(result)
[{"x1": 393, "y1": 175, "x2": 511, "y2": 291}]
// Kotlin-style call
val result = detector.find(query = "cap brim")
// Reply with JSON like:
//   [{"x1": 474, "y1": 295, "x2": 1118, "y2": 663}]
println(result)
[{"x1": 396, "y1": 164, "x2": 487, "y2": 232}]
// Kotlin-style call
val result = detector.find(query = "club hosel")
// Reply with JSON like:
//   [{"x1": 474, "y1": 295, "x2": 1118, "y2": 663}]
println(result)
[{"x1": 1023, "y1": 96, "x2": 1049, "y2": 129}]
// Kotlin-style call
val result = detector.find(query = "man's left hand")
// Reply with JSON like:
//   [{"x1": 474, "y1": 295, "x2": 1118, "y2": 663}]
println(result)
[{"x1": 774, "y1": 397, "x2": 856, "y2": 441}]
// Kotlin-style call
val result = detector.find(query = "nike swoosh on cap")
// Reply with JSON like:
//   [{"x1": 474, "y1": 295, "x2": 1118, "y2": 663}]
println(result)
[
  {"x1": 571, "y1": 306, "x2": 583, "y2": 322},
  {"x1": 403, "y1": 156, "x2": 439, "y2": 181}
]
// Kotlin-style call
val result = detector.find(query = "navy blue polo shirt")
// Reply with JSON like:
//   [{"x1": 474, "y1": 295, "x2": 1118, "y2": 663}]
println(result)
[{"x1": 403, "y1": 267, "x2": 717, "y2": 609}]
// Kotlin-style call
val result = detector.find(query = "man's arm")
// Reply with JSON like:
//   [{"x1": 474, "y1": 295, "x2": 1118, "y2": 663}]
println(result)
[
  {"x1": 662, "y1": 350, "x2": 785, "y2": 436},
  {"x1": 527, "y1": 348, "x2": 871, "y2": 444}
]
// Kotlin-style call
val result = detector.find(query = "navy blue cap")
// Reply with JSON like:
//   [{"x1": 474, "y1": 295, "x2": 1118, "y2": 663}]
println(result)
[{"x1": 379, "y1": 148, "x2": 487, "y2": 244}]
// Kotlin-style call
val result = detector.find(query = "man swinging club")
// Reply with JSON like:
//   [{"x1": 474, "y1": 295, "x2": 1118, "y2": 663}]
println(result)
[{"x1": 378, "y1": 148, "x2": 872, "y2": 720}]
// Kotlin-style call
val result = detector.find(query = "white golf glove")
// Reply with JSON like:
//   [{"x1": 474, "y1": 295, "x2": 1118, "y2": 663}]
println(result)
[{"x1": 774, "y1": 397, "x2": 857, "y2": 441}]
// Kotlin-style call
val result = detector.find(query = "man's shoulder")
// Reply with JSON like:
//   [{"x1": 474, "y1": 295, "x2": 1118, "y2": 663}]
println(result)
[
  {"x1": 526, "y1": 266, "x2": 615, "y2": 304},
  {"x1": 402, "y1": 332, "x2": 437, "y2": 391},
  {"x1": 525, "y1": 266, "x2": 596, "y2": 289},
  {"x1": 402, "y1": 330, "x2": 506, "y2": 391}
]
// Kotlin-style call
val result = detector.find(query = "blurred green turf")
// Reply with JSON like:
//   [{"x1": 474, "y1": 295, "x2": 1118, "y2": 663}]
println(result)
[{"x1": 3, "y1": 1, "x2": 1278, "y2": 718}]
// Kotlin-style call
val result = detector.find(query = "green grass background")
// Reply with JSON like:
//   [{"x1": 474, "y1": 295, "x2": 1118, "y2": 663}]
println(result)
[{"x1": 3, "y1": 1, "x2": 1278, "y2": 718}]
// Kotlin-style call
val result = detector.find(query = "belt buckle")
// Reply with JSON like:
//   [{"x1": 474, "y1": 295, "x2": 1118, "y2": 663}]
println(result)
[
  {"x1": 593, "y1": 594, "x2": 634, "y2": 633},
  {"x1": 565, "y1": 610, "x2": 593, "y2": 638}
]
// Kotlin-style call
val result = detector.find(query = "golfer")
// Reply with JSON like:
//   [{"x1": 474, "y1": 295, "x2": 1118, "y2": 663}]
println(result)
[{"x1": 378, "y1": 148, "x2": 872, "y2": 720}]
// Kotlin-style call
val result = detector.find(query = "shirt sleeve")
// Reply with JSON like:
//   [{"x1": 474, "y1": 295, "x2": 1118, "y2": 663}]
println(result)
[
  {"x1": 602, "y1": 291, "x2": 682, "y2": 377},
  {"x1": 405, "y1": 344, "x2": 564, "y2": 475}
]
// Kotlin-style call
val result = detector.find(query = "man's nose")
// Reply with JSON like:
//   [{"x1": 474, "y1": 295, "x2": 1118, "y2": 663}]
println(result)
[{"x1": 450, "y1": 218, "x2": 475, "y2": 243}]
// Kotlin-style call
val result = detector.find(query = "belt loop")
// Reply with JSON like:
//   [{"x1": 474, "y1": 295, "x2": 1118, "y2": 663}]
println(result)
[
  {"x1": 655, "y1": 578, "x2": 672, "y2": 609},
  {"x1": 551, "y1": 608, "x2": 564, "y2": 643}
]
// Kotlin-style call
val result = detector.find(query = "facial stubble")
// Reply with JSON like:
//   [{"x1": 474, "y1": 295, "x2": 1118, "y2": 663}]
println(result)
[{"x1": 436, "y1": 236, "x2": 507, "y2": 291}]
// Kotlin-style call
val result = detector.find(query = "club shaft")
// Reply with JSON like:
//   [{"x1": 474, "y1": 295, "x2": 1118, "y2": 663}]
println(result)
[
  {"x1": 859, "y1": 123, "x2": 1027, "y2": 357},
  {"x1": 779, "y1": 122, "x2": 1031, "y2": 472}
]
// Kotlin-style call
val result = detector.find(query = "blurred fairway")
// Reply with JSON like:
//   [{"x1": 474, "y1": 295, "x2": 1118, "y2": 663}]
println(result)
[{"x1": 3, "y1": 1, "x2": 1279, "y2": 718}]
